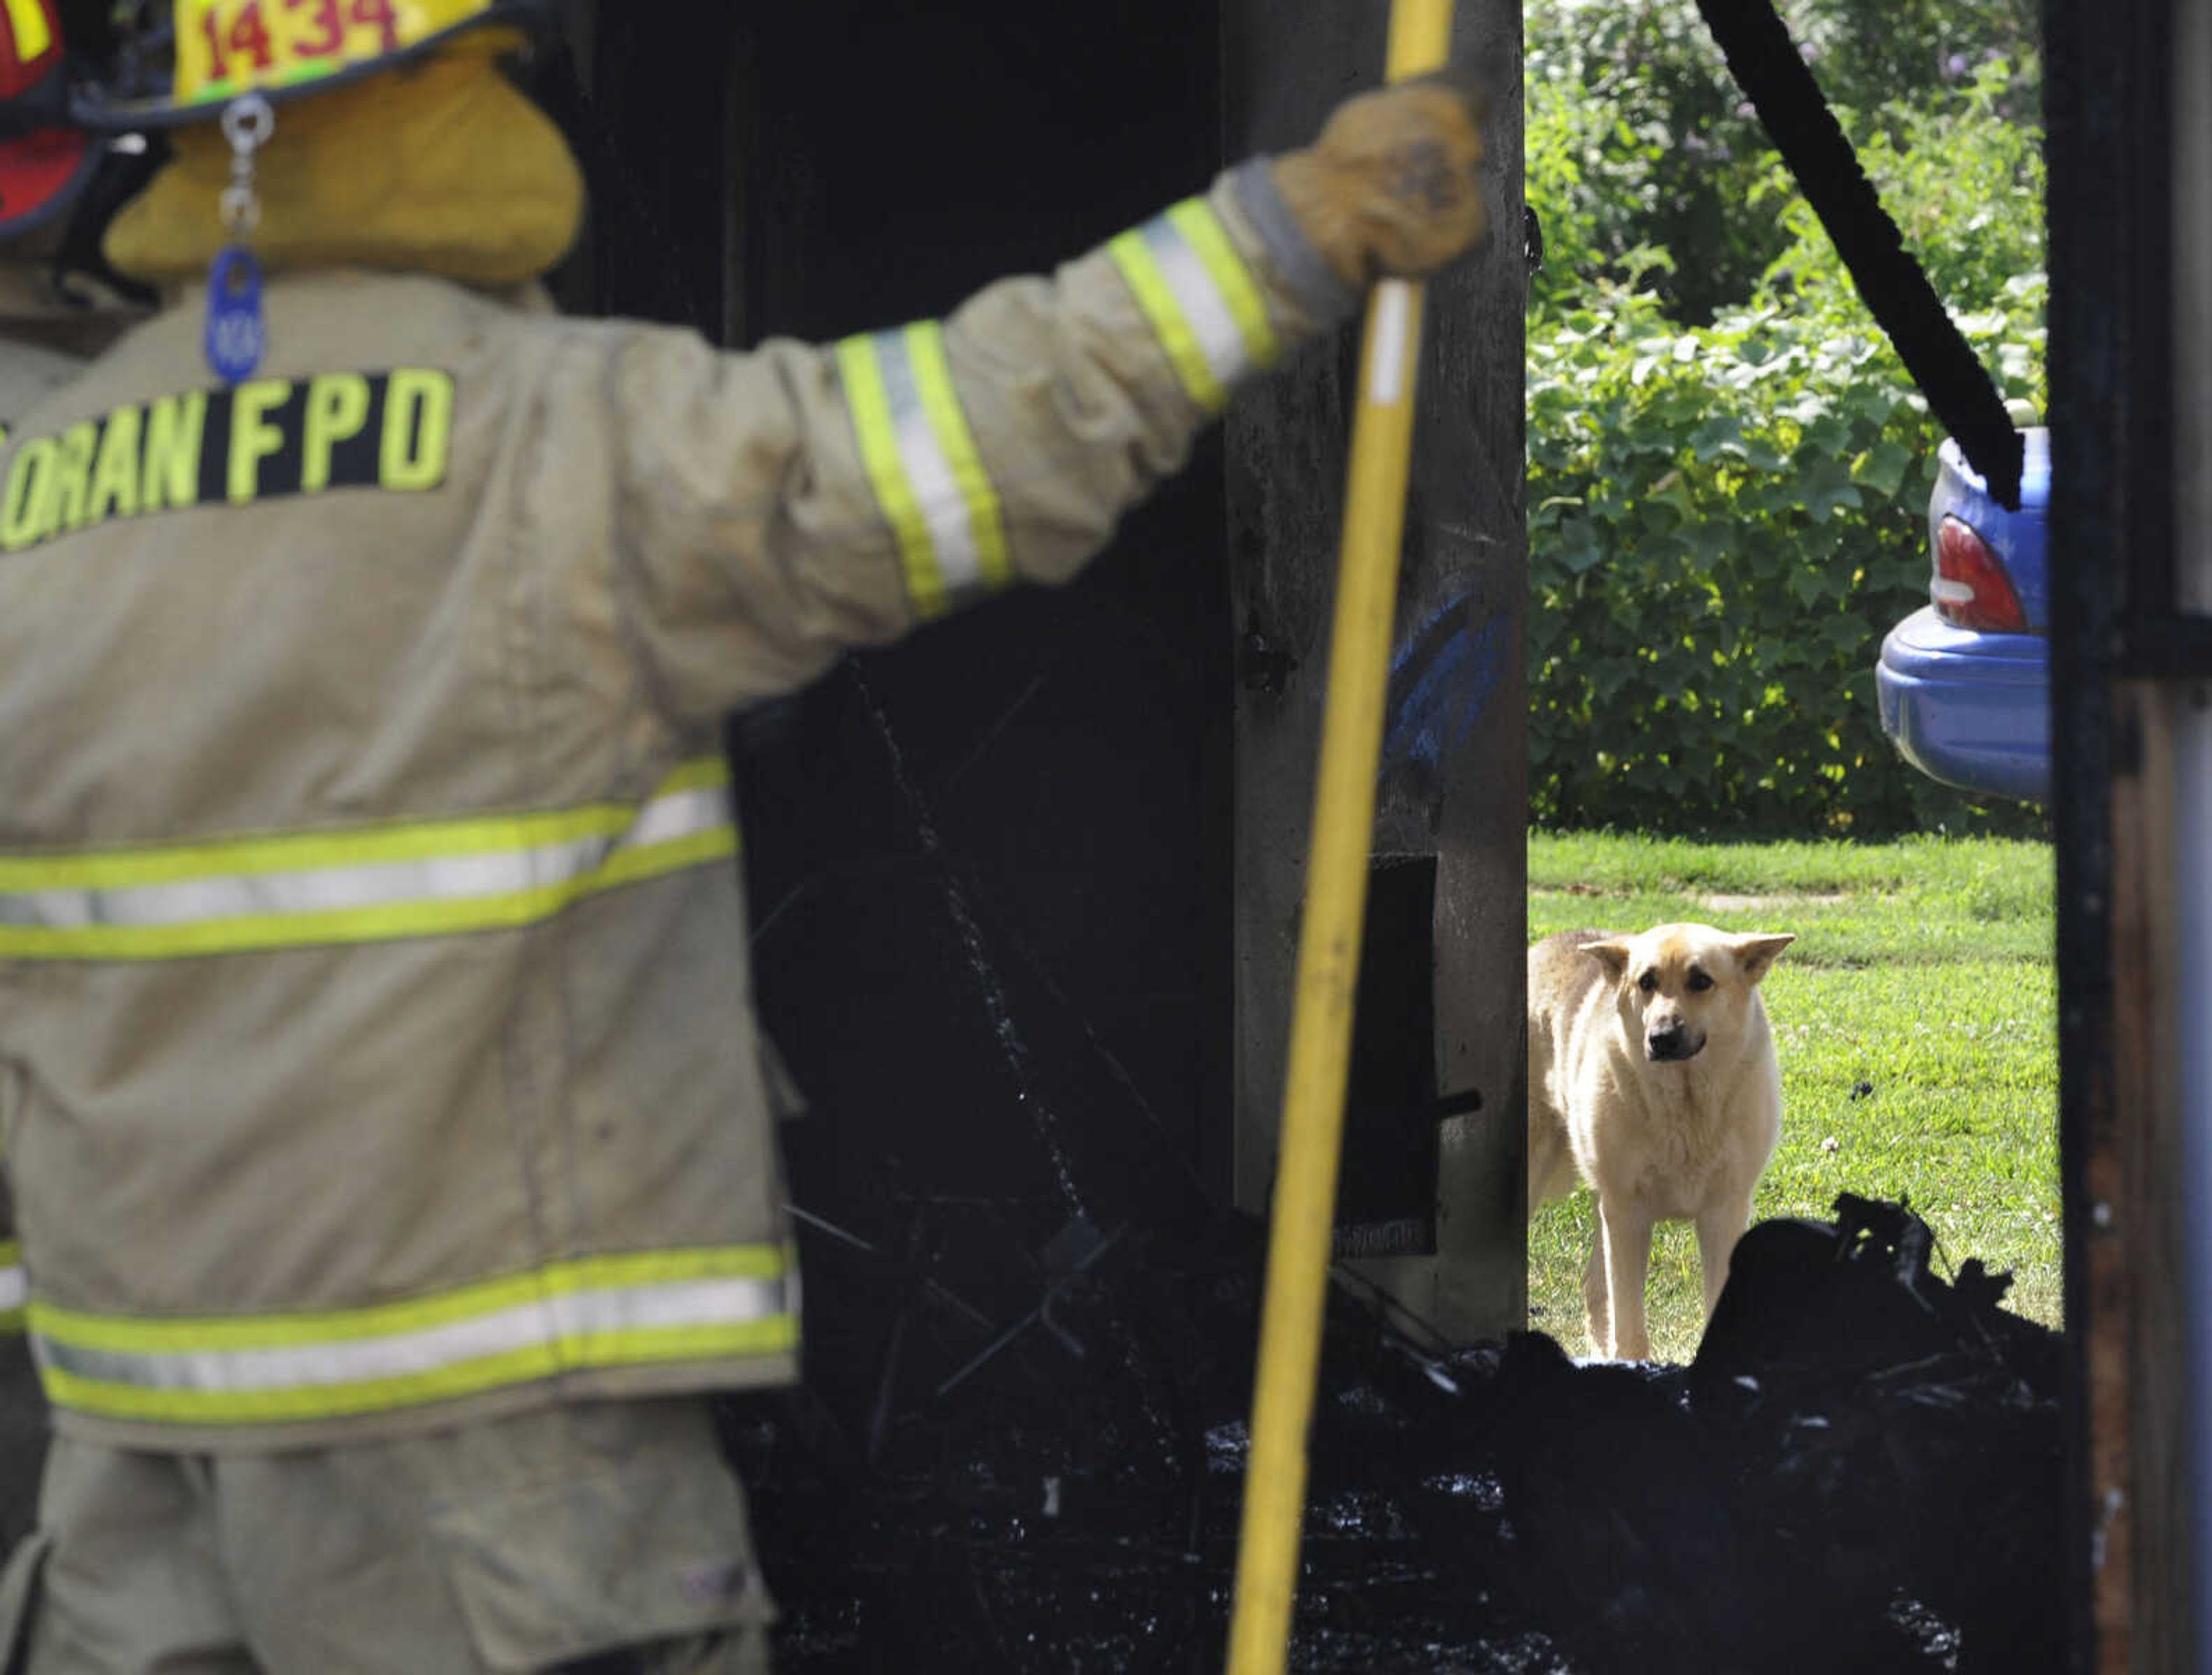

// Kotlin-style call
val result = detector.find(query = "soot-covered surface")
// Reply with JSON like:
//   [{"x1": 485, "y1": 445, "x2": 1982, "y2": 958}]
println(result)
[{"x1": 718, "y1": 1196, "x2": 2065, "y2": 1673}]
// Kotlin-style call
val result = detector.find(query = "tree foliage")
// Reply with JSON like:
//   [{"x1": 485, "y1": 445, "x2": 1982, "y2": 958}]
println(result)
[{"x1": 1524, "y1": 0, "x2": 2047, "y2": 836}]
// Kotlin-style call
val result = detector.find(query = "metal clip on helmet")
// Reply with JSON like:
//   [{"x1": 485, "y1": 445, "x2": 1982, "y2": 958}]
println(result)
[
  {"x1": 0, "y1": 0, "x2": 101, "y2": 237},
  {"x1": 71, "y1": 0, "x2": 555, "y2": 131}
]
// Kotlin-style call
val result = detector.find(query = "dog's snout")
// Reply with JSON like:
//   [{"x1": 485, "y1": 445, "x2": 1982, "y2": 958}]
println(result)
[{"x1": 1646, "y1": 1022, "x2": 1699, "y2": 1062}]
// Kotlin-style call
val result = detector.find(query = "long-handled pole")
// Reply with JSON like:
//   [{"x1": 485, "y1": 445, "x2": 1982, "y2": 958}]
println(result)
[{"x1": 1222, "y1": 3, "x2": 1456, "y2": 1670}]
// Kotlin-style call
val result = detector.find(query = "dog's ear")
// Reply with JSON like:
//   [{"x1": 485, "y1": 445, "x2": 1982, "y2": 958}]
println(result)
[
  {"x1": 1580, "y1": 939, "x2": 1632, "y2": 981},
  {"x1": 1730, "y1": 933, "x2": 1794, "y2": 984}
]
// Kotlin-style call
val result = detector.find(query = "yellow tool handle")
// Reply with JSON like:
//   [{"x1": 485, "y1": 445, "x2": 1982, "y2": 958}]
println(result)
[{"x1": 1222, "y1": 3, "x2": 1456, "y2": 1671}]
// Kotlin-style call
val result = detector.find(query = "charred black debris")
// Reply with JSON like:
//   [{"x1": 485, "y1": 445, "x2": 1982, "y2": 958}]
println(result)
[{"x1": 717, "y1": 1192, "x2": 2064, "y2": 1673}]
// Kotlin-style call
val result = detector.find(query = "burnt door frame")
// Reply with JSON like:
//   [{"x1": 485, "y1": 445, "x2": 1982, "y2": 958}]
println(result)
[{"x1": 1222, "y1": 0, "x2": 1528, "y2": 1343}]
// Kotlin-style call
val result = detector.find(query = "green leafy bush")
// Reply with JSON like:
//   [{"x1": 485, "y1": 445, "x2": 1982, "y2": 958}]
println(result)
[
  {"x1": 1527, "y1": 277, "x2": 2048, "y2": 838},
  {"x1": 1523, "y1": 1, "x2": 2048, "y2": 837}
]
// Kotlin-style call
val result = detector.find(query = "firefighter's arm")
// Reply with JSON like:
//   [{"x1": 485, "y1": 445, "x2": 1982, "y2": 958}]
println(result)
[{"x1": 594, "y1": 74, "x2": 1487, "y2": 719}]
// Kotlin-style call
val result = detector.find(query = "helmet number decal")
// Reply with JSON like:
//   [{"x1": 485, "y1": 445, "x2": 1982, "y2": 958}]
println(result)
[
  {"x1": 202, "y1": 4, "x2": 273, "y2": 76},
  {"x1": 180, "y1": 0, "x2": 402, "y2": 103},
  {"x1": 287, "y1": 0, "x2": 344, "y2": 56}
]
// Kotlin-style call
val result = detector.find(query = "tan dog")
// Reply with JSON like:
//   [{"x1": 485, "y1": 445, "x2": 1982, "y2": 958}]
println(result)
[{"x1": 1527, "y1": 924, "x2": 1794, "y2": 1360}]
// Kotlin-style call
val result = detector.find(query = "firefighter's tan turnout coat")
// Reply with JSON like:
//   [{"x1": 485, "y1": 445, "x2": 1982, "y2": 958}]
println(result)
[
  {"x1": 0, "y1": 277, "x2": 154, "y2": 1347},
  {"x1": 0, "y1": 325, "x2": 84, "y2": 1345},
  {"x1": 0, "y1": 161, "x2": 1351, "y2": 1451}
]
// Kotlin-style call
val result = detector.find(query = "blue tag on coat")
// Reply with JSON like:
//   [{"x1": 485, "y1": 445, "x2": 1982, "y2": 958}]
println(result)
[{"x1": 205, "y1": 246, "x2": 265, "y2": 384}]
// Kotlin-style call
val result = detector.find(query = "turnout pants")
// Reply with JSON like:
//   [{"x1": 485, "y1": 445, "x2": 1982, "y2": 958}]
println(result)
[{"x1": 0, "y1": 1397, "x2": 774, "y2": 1674}]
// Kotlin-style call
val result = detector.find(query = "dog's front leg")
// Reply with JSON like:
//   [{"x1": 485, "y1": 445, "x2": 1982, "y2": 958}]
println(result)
[
  {"x1": 1694, "y1": 1192, "x2": 1756, "y2": 1321},
  {"x1": 1594, "y1": 1196, "x2": 1657, "y2": 1360},
  {"x1": 1580, "y1": 1233, "x2": 1610, "y2": 1357}
]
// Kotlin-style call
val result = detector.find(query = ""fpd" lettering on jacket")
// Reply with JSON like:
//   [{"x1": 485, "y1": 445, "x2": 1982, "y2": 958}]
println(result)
[{"x1": 0, "y1": 367, "x2": 454, "y2": 555}]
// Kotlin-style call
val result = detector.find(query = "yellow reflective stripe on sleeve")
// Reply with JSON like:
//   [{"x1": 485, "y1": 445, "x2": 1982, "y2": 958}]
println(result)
[
  {"x1": 1108, "y1": 198, "x2": 1279, "y2": 414},
  {"x1": 0, "y1": 758, "x2": 736, "y2": 962},
  {"x1": 836, "y1": 335, "x2": 944, "y2": 617},
  {"x1": 31, "y1": 1245, "x2": 798, "y2": 1426},
  {"x1": 1108, "y1": 231, "x2": 1223, "y2": 410},
  {"x1": 1164, "y1": 201, "x2": 1279, "y2": 370},
  {"x1": 835, "y1": 327, "x2": 1010, "y2": 621},
  {"x1": 903, "y1": 324, "x2": 1012, "y2": 593}
]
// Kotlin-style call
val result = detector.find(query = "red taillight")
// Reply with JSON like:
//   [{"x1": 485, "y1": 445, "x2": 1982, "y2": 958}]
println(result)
[{"x1": 1931, "y1": 515, "x2": 2028, "y2": 632}]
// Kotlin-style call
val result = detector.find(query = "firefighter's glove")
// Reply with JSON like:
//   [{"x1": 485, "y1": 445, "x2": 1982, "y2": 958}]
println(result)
[{"x1": 1271, "y1": 72, "x2": 1488, "y2": 290}]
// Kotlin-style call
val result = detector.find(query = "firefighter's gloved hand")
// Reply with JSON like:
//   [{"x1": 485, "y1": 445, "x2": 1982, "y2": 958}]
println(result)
[{"x1": 1271, "y1": 71, "x2": 1489, "y2": 290}]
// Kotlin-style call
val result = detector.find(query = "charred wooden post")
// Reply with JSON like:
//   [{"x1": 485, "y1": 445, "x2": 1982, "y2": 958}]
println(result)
[
  {"x1": 2047, "y1": 0, "x2": 2210, "y2": 1666},
  {"x1": 1223, "y1": 0, "x2": 1527, "y2": 1341}
]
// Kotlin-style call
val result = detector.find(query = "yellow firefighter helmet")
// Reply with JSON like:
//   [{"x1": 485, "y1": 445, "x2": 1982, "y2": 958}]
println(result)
[
  {"x1": 0, "y1": 0, "x2": 101, "y2": 236},
  {"x1": 73, "y1": 0, "x2": 552, "y2": 130}
]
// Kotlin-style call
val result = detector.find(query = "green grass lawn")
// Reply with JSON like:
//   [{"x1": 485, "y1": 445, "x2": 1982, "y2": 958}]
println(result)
[{"x1": 1526, "y1": 830, "x2": 2059, "y2": 1363}]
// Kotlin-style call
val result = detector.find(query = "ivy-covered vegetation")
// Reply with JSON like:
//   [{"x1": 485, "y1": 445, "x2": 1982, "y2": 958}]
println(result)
[{"x1": 1525, "y1": 0, "x2": 2046, "y2": 835}]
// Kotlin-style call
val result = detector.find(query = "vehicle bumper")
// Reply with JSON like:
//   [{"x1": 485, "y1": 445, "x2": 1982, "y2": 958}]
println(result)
[{"x1": 1876, "y1": 607, "x2": 2049, "y2": 802}]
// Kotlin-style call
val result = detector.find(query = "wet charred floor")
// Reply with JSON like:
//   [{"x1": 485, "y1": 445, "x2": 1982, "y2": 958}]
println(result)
[{"x1": 719, "y1": 1196, "x2": 2065, "y2": 1673}]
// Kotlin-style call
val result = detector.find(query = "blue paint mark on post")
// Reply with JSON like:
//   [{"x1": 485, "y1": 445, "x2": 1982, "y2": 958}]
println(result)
[{"x1": 1384, "y1": 602, "x2": 1507, "y2": 777}]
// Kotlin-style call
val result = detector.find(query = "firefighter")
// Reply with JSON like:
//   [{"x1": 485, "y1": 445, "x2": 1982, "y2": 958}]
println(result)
[{"x1": 0, "y1": 3, "x2": 1490, "y2": 1669}]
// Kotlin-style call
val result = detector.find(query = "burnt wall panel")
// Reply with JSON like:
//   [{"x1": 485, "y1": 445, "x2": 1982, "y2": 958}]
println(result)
[{"x1": 723, "y1": 0, "x2": 1233, "y2": 1417}]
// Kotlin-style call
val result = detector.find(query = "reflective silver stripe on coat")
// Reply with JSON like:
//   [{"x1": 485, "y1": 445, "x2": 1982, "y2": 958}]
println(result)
[
  {"x1": 1137, "y1": 216, "x2": 1259, "y2": 391},
  {"x1": 0, "y1": 779, "x2": 730, "y2": 934},
  {"x1": 868, "y1": 329, "x2": 988, "y2": 599},
  {"x1": 34, "y1": 1275, "x2": 790, "y2": 1396},
  {"x1": 619, "y1": 783, "x2": 728, "y2": 852}
]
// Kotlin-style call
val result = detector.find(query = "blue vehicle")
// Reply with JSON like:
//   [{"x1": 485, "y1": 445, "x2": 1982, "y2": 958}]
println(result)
[{"x1": 1876, "y1": 426, "x2": 2050, "y2": 802}]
